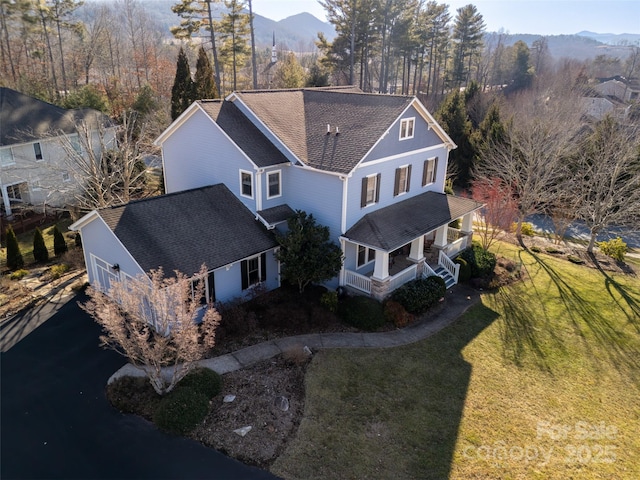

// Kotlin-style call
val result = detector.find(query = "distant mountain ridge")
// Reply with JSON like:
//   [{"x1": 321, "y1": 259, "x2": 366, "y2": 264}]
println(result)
[{"x1": 577, "y1": 31, "x2": 640, "y2": 45}]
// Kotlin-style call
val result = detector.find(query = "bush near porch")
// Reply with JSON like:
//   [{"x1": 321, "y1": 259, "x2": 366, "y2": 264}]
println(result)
[{"x1": 391, "y1": 276, "x2": 447, "y2": 314}]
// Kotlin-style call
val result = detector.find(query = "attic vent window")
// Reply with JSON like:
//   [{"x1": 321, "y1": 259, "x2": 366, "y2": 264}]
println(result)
[{"x1": 399, "y1": 117, "x2": 415, "y2": 140}]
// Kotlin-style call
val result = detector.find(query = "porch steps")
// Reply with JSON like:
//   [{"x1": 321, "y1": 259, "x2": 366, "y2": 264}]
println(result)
[{"x1": 433, "y1": 266, "x2": 457, "y2": 289}]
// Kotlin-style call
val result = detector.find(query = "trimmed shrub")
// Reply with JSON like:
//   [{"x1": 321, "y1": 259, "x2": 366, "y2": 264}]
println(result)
[
  {"x1": 153, "y1": 387, "x2": 210, "y2": 435},
  {"x1": 460, "y1": 244, "x2": 497, "y2": 278},
  {"x1": 338, "y1": 295, "x2": 385, "y2": 331},
  {"x1": 545, "y1": 247, "x2": 563, "y2": 255},
  {"x1": 383, "y1": 299, "x2": 415, "y2": 328},
  {"x1": 530, "y1": 246, "x2": 542, "y2": 253},
  {"x1": 178, "y1": 368, "x2": 222, "y2": 399},
  {"x1": 454, "y1": 257, "x2": 471, "y2": 283},
  {"x1": 9, "y1": 269, "x2": 29, "y2": 280},
  {"x1": 53, "y1": 225, "x2": 68, "y2": 256},
  {"x1": 320, "y1": 290, "x2": 339, "y2": 313},
  {"x1": 106, "y1": 376, "x2": 162, "y2": 418},
  {"x1": 5, "y1": 226, "x2": 24, "y2": 270},
  {"x1": 512, "y1": 222, "x2": 535, "y2": 236},
  {"x1": 391, "y1": 276, "x2": 446, "y2": 315},
  {"x1": 597, "y1": 237, "x2": 627, "y2": 262},
  {"x1": 49, "y1": 263, "x2": 70, "y2": 279},
  {"x1": 33, "y1": 228, "x2": 49, "y2": 263}
]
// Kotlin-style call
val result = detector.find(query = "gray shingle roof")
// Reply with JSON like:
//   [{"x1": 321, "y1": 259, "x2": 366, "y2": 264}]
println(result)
[
  {"x1": 98, "y1": 184, "x2": 277, "y2": 276},
  {"x1": 198, "y1": 100, "x2": 290, "y2": 168},
  {"x1": 344, "y1": 192, "x2": 483, "y2": 251},
  {"x1": 234, "y1": 88, "x2": 414, "y2": 174},
  {"x1": 257, "y1": 204, "x2": 295, "y2": 226},
  {"x1": 0, "y1": 87, "x2": 112, "y2": 146}
]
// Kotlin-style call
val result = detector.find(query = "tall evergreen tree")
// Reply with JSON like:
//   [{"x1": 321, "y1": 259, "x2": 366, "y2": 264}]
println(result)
[
  {"x1": 217, "y1": 0, "x2": 250, "y2": 92},
  {"x1": 53, "y1": 225, "x2": 68, "y2": 256},
  {"x1": 435, "y1": 90, "x2": 474, "y2": 186},
  {"x1": 272, "y1": 52, "x2": 306, "y2": 88},
  {"x1": 171, "y1": 47, "x2": 194, "y2": 120},
  {"x1": 509, "y1": 40, "x2": 533, "y2": 91},
  {"x1": 33, "y1": 228, "x2": 49, "y2": 263},
  {"x1": 5, "y1": 226, "x2": 24, "y2": 270},
  {"x1": 451, "y1": 4, "x2": 485, "y2": 88},
  {"x1": 193, "y1": 45, "x2": 218, "y2": 99}
]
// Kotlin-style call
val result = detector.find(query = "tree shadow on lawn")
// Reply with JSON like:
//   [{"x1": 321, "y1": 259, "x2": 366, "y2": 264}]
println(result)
[{"x1": 512, "y1": 249, "x2": 640, "y2": 384}]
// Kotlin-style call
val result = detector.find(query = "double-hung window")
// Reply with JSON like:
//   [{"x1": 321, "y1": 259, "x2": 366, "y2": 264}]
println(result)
[
  {"x1": 422, "y1": 157, "x2": 438, "y2": 186},
  {"x1": 361, "y1": 173, "x2": 381, "y2": 208},
  {"x1": 267, "y1": 170, "x2": 281, "y2": 198},
  {"x1": 6, "y1": 184, "x2": 22, "y2": 200},
  {"x1": 240, "y1": 170, "x2": 253, "y2": 198},
  {"x1": 357, "y1": 245, "x2": 375, "y2": 268},
  {"x1": 399, "y1": 117, "x2": 415, "y2": 140},
  {"x1": 191, "y1": 271, "x2": 216, "y2": 305},
  {"x1": 394, "y1": 165, "x2": 411, "y2": 196},
  {"x1": 241, "y1": 253, "x2": 267, "y2": 290}
]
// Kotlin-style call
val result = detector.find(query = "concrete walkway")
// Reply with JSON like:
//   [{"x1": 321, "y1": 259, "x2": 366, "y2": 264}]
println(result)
[{"x1": 109, "y1": 284, "x2": 481, "y2": 383}]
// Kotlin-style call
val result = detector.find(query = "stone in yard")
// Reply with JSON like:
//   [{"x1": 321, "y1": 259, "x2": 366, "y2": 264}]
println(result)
[
  {"x1": 233, "y1": 426, "x2": 252, "y2": 437},
  {"x1": 274, "y1": 396, "x2": 289, "y2": 412},
  {"x1": 223, "y1": 395, "x2": 236, "y2": 403},
  {"x1": 303, "y1": 346, "x2": 312, "y2": 356}
]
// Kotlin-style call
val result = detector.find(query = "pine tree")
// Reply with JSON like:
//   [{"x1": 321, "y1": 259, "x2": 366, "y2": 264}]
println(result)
[
  {"x1": 171, "y1": 47, "x2": 194, "y2": 120},
  {"x1": 33, "y1": 228, "x2": 49, "y2": 263},
  {"x1": 193, "y1": 46, "x2": 218, "y2": 99},
  {"x1": 5, "y1": 226, "x2": 24, "y2": 270},
  {"x1": 53, "y1": 225, "x2": 68, "y2": 256},
  {"x1": 272, "y1": 52, "x2": 306, "y2": 89}
]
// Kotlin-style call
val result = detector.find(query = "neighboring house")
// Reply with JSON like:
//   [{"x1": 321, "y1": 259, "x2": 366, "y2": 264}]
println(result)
[
  {"x1": 0, "y1": 87, "x2": 115, "y2": 217},
  {"x1": 73, "y1": 86, "x2": 482, "y2": 302},
  {"x1": 69, "y1": 184, "x2": 280, "y2": 304},
  {"x1": 594, "y1": 76, "x2": 640, "y2": 103}
]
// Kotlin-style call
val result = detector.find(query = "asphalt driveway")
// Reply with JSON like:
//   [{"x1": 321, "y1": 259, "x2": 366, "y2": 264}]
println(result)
[{"x1": 1, "y1": 293, "x2": 278, "y2": 480}]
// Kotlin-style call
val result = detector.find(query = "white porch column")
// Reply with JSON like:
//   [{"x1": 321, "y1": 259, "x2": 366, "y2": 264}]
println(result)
[
  {"x1": 372, "y1": 250, "x2": 389, "y2": 280},
  {"x1": 461, "y1": 212, "x2": 474, "y2": 234},
  {"x1": 409, "y1": 236, "x2": 424, "y2": 261},
  {"x1": 434, "y1": 225, "x2": 448, "y2": 249},
  {"x1": 0, "y1": 185, "x2": 11, "y2": 217}
]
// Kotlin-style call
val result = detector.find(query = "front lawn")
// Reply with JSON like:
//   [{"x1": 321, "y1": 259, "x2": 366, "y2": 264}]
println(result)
[{"x1": 271, "y1": 242, "x2": 640, "y2": 479}]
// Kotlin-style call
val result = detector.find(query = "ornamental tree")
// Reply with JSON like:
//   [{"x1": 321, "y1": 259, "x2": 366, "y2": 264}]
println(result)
[
  {"x1": 81, "y1": 265, "x2": 221, "y2": 395},
  {"x1": 275, "y1": 211, "x2": 343, "y2": 293},
  {"x1": 33, "y1": 228, "x2": 49, "y2": 263}
]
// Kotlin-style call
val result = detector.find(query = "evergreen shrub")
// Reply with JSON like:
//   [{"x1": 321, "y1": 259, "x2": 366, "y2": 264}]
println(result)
[
  {"x1": 454, "y1": 257, "x2": 471, "y2": 282},
  {"x1": 178, "y1": 368, "x2": 222, "y2": 399},
  {"x1": 391, "y1": 276, "x2": 446, "y2": 315},
  {"x1": 460, "y1": 244, "x2": 497, "y2": 278},
  {"x1": 153, "y1": 387, "x2": 210, "y2": 435},
  {"x1": 338, "y1": 295, "x2": 385, "y2": 331},
  {"x1": 597, "y1": 237, "x2": 627, "y2": 262},
  {"x1": 33, "y1": 228, "x2": 49, "y2": 263}
]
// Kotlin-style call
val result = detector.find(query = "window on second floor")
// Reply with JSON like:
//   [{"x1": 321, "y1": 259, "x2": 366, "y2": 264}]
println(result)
[
  {"x1": 422, "y1": 157, "x2": 438, "y2": 186},
  {"x1": 1, "y1": 147, "x2": 15, "y2": 166},
  {"x1": 267, "y1": 170, "x2": 281, "y2": 199},
  {"x1": 399, "y1": 117, "x2": 415, "y2": 140},
  {"x1": 33, "y1": 142, "x2": 43, "y2": 161},
  {"x1": 394, "y1": 165, "x2": 411, "y2": 196},
  {"x1": 240, "y1": 170, "x2": 253, "y2": 198},
  {"x1": 361, "y1": 173, "x2": 381, "y2": 208}
]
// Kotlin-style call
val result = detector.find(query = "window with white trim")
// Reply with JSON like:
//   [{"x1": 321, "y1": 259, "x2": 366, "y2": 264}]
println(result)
[
  {"x1": 6, "y1": 183, "x2": 22, "y2": 200},
  {"x1": 394, "y1": 165, "x2": 411, "y2": 196},
  {"x1": 1, "y1": 147, "x2": 15, "y2": 166},
  {"x1": 34, "y1": 142, "x2": 43, "y2": 161},
  {"x1": 267, "y1": 170, "x2": 281, "y2": 198},
  {"x1": 399, "y1": 117, "x2": 415, "y2": 140},
  {"x1": 241, "y1": 252, "x2": 267, "y2": 290},
  {"x1": 240, "y1": 170, "x2": 253, "y2": 198},
  {"x1": 357, "y1": 245, "x2": 375, "y2": 268},
  {"x1": 361, "y1": 173, "x2": 380, "y2": 208},
  {"x1": 191, "y1": 271, "x2": 216, "y2": 305},
  {"x1": 422, "y1": 157, "x2": 438, "y2": 186}
]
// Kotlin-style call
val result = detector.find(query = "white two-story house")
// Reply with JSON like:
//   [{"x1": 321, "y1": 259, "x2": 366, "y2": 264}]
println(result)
[
  {"x1": 0, "y1": 87, "x2": 115, "y2": 217},
  {"x1": 71, "y1": 86, "x2": 482, "y2": 302}
]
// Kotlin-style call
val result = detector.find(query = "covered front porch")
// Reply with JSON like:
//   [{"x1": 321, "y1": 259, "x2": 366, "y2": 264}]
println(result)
[{"x1": 340, "y1": 191, "x2": 482, "y2": 300}]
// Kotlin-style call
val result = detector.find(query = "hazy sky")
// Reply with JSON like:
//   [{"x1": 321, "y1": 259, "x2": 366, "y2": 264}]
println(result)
[{"x1": 251, "y1": 0, "x2": 640, "y2": 35}]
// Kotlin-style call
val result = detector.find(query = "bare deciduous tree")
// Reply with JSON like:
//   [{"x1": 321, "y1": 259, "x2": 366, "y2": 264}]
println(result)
[
  {"x1": 470, "y1": 177, "x2": 517, "y2": 251},
  {"x1": 572, "y1": 116, "x2": 640, "y2": 253},
  {"x1": 478, "y1": 88, "x2": 584, "y2": 245},
  {"x1": 81, "y1": 265, "x2": 221, "y2": 395}
]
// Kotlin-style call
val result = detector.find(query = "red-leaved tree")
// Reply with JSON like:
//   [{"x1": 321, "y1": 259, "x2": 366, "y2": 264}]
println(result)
[{"x1": 471, "y1": 177, "x2": 518, "y2": 251}]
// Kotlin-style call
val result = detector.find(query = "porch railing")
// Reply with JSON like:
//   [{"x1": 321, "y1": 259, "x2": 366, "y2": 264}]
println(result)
[
  {"x1": 447, "y1": 227, "x2": 463, "y2": 244},
  {"x1": 344, "y1": 269, "x2": 372, "y2": 294},
  {"x1": 446, "y1": 235, "x2": 469, "y2": 258},
  {"x1": 389, "y1": 264, "x2": 417, "y2": 292},
  {"x1": 423, "y1": 262, "x2": 438, "y2": 278},
  {"x1": 438, "y1": 250, "x2": 460, "y2": 283}
]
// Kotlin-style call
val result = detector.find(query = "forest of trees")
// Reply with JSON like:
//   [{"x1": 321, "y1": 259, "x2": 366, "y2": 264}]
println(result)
[{"x1": 1, "y1": 0, "x2": 639, "y2": 237}]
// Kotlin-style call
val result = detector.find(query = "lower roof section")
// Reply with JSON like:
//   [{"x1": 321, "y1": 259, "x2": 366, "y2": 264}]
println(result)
[{"x1": 344, "y1": 191, "x2": 483, "y2": 252}]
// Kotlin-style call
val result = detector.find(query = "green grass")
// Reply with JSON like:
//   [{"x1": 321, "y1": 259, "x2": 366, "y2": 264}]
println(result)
[
  {"x1": 271, "y1": 242, "x2": 640, "y2": 480},
  {"x1": 6, "y1": 218, "x2": 73, "y2": 266}
]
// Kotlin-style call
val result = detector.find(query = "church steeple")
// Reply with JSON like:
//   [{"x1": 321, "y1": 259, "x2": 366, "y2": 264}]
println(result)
[{"x1": 271, "y1": 32, "x2": 277, "y2": 64}]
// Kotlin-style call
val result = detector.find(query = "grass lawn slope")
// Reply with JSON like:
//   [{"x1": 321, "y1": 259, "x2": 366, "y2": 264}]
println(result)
[{"x1": 272, "y1": 242, "x2": 640, "y2": 480}]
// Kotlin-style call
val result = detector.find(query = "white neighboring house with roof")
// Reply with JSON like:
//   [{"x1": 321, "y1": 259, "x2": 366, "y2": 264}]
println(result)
[
  {"x1": 72, "y1": 86, "x2": 482, "y2": 303},
  {"x1": 0, "y1": 87, "x2": 115, "y2": 217}
]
